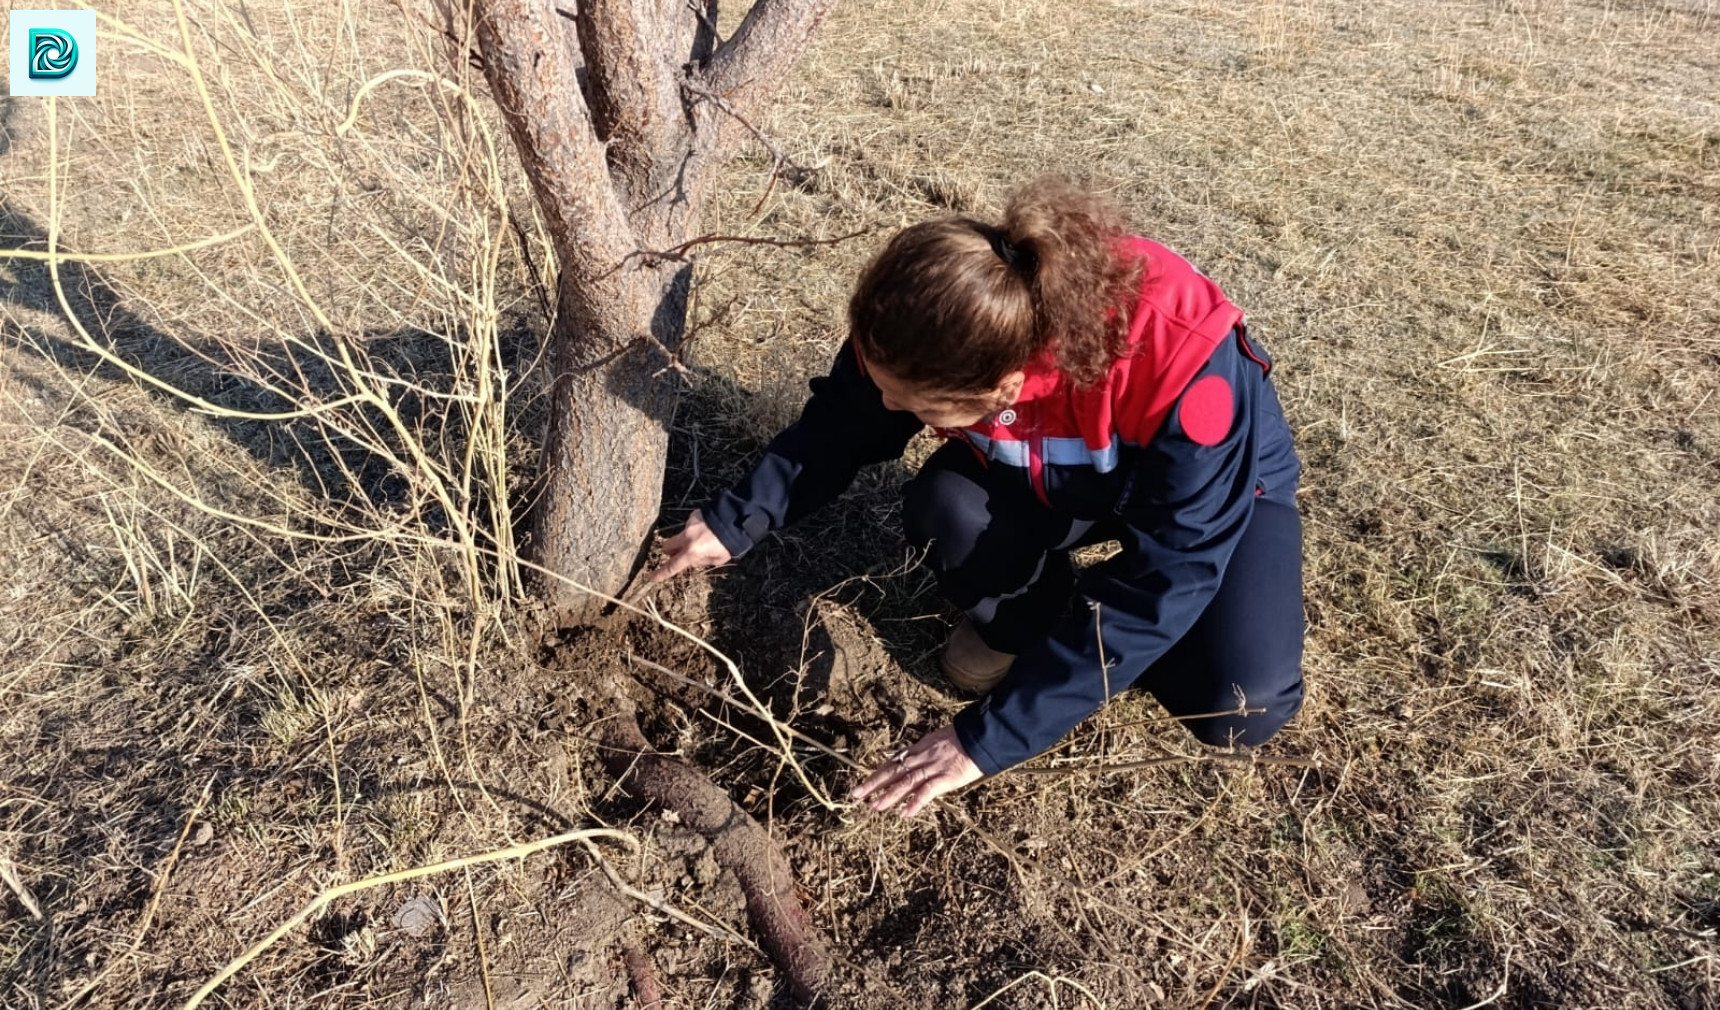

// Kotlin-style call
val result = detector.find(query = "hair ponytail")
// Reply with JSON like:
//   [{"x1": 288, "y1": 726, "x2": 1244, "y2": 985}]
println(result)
[
  {"x1": 849, "y1": 177, "x2": 1140, "y2": 393},
  {"x1": 997, "y1": 177, "x2": 1140, "y2": 387}
]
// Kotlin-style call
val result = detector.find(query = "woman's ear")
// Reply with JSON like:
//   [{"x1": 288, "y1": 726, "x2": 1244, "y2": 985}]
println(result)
[{"x1": 995, "y1": 371, "x2": 1027, "y2": 406}]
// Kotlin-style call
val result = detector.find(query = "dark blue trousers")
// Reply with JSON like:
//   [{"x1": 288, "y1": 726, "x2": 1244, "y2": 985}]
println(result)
[{"x1": 903, "y1": 441, "x2": 1305, "y2": 748}]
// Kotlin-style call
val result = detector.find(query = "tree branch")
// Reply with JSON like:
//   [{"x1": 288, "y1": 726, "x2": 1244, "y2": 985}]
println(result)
[
  {"x1": 687, "y1": 0, "x2": 720, "y2": 63},
  {"x1": 473, "y1": 0, "x2": 643, "y2": 349},
  {"x1": 680, "y1": 75, "x2": 819, "y2": 212},
  {"x1": 640, "y1": 226, "x2": 868, "y2": 264},
  {"x1": 575, "y1": 0, "x2": 683, "y2": 197},
  {"x1": 703, "y1": 0, "x2": 840, "y2": 124},
  {"x1": 678, "y1": 0, "x2": 838, "y2": 214}
]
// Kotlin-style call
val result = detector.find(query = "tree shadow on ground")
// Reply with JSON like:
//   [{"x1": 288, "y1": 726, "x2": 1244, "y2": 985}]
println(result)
[
  {"x1": 0, "y1": 197, "x2": 547, "y2": 527},
  {"x1": 2, "y1": 84, "x2": 942, "y2": 692}
]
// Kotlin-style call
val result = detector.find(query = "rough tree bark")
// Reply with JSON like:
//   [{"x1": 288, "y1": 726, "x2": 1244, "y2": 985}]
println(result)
[
  {"x1": 470, "y1": 0, "x2": 846, "y2": 1001},
  {"x1": 474, "y1": 0, "x2": 839, "y2": 625}
]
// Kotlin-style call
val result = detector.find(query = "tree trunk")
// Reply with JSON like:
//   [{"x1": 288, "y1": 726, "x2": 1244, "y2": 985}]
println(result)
[
  {"x1": 474, "y1": 0, "x2": 678, "y2": 624},
  {"x1": 475, "y1": 0, "x2": 840, "y2": 622},
  {"x1": 530, "y1": 266, "x2": 688, "y2": 623},
  {"x1": 472, "y1": 0, "x2": 849, "y2": 1000}
]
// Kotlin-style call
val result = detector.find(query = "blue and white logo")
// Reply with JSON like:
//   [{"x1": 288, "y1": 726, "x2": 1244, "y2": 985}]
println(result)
[
  {"x1": 9, "y1": 11, "x2": 97, "y2": 97},
  {"x1": 28, "y1": 28, "x2": 78, "y2": 80}
]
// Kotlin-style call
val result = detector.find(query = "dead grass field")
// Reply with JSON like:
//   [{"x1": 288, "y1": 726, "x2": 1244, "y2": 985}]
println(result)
[{"x1": 2, "y1": 0, "x2": 1718, "y2": 1008}]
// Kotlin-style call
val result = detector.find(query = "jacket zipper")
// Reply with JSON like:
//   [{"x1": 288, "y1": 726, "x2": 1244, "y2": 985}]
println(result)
[{"x1": 1028, "y1": 431, "x2": 1051, "y2": 506}]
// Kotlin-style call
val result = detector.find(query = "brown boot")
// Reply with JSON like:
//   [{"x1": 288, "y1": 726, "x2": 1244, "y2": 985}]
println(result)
[{"x1": 941, "y1": 618, "x2": 1015, "y2": 694}]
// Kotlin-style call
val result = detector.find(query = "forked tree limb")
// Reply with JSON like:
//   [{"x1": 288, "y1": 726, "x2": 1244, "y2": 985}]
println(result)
[
  {"x1": 678, "y1": 0, "x2": 838, "y2": 213},
  {"x1": 686, "y1": 0, "x2": 720, "y2": 63},
  {"x1": 704, "y1": 0, "x2": 840, "y2": 124}
]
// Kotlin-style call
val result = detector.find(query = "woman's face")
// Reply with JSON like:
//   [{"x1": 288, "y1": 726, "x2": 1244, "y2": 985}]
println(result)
[{"x1": 866, "y1": 360, "x2": 1025, "y2": 429}]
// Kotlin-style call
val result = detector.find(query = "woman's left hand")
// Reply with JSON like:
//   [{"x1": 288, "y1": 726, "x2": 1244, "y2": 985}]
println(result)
[{"x1": 853, "y1": 724, "x2": 983, "y2": 818}]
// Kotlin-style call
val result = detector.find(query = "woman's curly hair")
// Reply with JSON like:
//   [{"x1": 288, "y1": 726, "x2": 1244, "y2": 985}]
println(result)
[{"x1": 849, "y1": 177, "x2": 1144, "y2": 392}]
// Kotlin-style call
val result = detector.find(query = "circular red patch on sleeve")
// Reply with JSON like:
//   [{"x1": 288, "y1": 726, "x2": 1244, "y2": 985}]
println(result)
[{"x1": 1178, "y1": 375, "x2": 1234, "y2": 446}]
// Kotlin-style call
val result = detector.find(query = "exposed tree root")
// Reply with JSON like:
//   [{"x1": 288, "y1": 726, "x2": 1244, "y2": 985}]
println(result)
[
  {"x1": 621, "y1": 941, "x2": 664, "y2": 1009},
  {"x1": 599, "y1": 691, "x2": 833, "y2": 1005}
]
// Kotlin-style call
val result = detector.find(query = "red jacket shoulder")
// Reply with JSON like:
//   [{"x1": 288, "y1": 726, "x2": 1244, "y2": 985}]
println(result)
[{"x1": 1110, "y1": 237, "x2": 1244, "y2": 444}]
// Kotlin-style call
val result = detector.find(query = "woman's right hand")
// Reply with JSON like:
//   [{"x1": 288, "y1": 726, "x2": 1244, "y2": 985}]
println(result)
[{"x1": 648, "y1": 509, "x2": 733, "y2": 583}]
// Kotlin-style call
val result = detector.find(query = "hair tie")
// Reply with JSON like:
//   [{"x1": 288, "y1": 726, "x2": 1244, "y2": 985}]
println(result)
[{"x1": 989, "y1": 231, "x2": 1031, "y2": 272}]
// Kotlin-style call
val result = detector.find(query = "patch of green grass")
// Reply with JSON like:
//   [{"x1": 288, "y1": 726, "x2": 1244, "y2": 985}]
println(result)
[{"x1": 1277, "y1": 916, "x2": 1328, "y2": 962}]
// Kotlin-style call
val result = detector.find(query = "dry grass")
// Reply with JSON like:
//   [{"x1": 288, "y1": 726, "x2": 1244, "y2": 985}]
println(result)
[{"x1": 3, "y1": 0, "x2": 1719, "y2": 1008}]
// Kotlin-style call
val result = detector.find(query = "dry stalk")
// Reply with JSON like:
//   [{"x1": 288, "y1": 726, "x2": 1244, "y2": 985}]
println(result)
[
  {"x1": 466, "y1": 868, "x2": 498, "y2": 1010},
  {"x1": 1194, "y1": 884, "x2": 1253, "y2": 1010},
  {"x1": 0, "y1": 855, "x2": 42, "y2": 920},
  {"x1": 580, "y1": 838, "x2": 763, "y2": 953},
  {"x1": 54, "y1": 3, "x2": 526, "y2": 615},
  {"x1": 967, "y1": 969, "x2": 1106, "y2": 1009},
  {"x1": 639, "y1": 599, "x2": 845, "y2": 810},
  {"x1": 627, "y1": 650, "x2": 861, "y2": 770},
  {"x1": 182, "y1": 828, "x2": 639, "y2": 1010},
  {"x1": 0, "y1": 223, "x2": 256, "y2": 263}
]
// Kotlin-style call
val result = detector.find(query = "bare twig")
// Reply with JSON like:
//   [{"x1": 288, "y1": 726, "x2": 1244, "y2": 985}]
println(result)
[
  {"x1": 680, "y1": 74, "x2": 814, "y2": 180},
  {"x1": 967, "y1": 969, "x2": 1106, "y2": 1009},
  {"x1": 1195, "y1": 885, "x2": 1253, "y2": 1010},
  {"x1": 579, "y1": 839, "x2": 762, "y2": 953},
  {"x1": 466, "y1": 870, "x2": 498, "y2": 1010},
  {"x1": 639, "y1": 226, "x2": 871, "y2": 264},
  {"x1": 625, "y1": 651, "x2": 864, "y2": 772},
  {"x1": 687, "y1": 0, "x2": 723, "y2": 56},
  {"x1": 680, "y1": 73, "x2": 828, "y2": 214}
]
